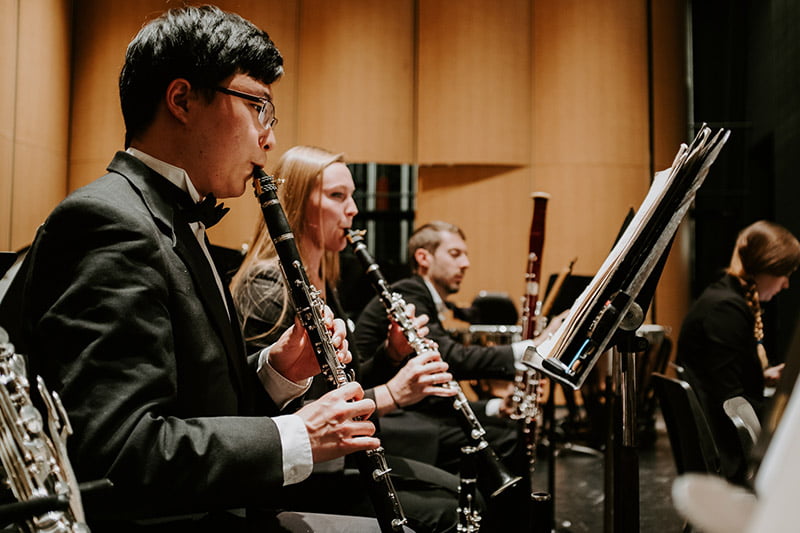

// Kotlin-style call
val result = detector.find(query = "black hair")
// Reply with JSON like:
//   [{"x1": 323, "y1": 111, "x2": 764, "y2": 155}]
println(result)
[{"x1": 119, "y1": 5, "x2": 283, "y2": 147}]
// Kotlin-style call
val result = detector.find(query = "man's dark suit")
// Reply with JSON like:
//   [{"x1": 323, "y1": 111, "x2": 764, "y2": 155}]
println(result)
[
  {"x1": 353, "y1": 274, "x2": 521, "y2": 476},
  {"x1": 0, "y1": 152, "x2": 285, "y2": 523},
  {"x1": 354, "y1": 275, "x2": 516, "y2": 385}
]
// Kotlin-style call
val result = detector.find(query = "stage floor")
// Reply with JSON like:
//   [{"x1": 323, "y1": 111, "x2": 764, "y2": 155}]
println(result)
[{"x1": 536, "y1": 411, "x2": 684, "y2": 533}]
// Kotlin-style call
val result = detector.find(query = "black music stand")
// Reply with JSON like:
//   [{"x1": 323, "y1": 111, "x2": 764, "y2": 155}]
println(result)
[
  {"x1": 541, "y1": 274, "x2": 600, "y2": 450},
  {"x1": 536, "y1": 274, "x2": 599, "y2": 533},
  {"x1": 534, "y1": 127, "x2": 730, "y2": 532},
  {"x1": 596, "y1": 240, "x2": 670, "y2": 533}
]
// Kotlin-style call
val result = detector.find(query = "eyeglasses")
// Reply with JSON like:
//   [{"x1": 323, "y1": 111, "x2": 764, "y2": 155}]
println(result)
[{"x1": 214, "y1": 86, "x2": 278, "y2": 129}]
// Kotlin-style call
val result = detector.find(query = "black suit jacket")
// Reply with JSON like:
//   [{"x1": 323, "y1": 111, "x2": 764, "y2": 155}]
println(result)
[
  {"x1": 354, "y1": 275, "x2": 516, "y2": 385},
  {"x1": 0, "y1": 152, "x2": 286, "y2": 521}
]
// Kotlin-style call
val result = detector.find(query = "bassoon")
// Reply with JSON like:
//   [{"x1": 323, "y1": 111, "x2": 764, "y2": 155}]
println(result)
[
  {"x1": 252, "y1": 168, "x2": 407, "y2": 533},
  {"x1": 520, "y1": 192, "x2": 550, "y2": 340},
  {"x1": 511, "y1": 192, "x2": 554, "y2": 533},
  {"x1": 346, "y1": 229, "x2": 521, "y2": 500},
  {"x1": 512, "y1": 193, "x2": 549, "y2": 424}
]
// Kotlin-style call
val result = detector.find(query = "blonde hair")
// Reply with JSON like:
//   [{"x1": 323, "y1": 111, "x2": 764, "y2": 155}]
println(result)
[{"x1": 231, "y1": 145, "x2": 346, "y2": 343}]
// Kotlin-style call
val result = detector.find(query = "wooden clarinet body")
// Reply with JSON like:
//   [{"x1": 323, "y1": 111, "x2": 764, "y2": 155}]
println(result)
[
  {"x1": 512, "y1": 192, "x2": 554, "y2": 532},
  {"x1": 252, "y1": 169, "x2": 407, "y2": 533}
]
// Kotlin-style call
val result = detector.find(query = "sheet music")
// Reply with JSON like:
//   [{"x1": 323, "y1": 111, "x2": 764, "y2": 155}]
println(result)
[{"x1": 531, "y1": 126, "x2": 730, "y2": 388}]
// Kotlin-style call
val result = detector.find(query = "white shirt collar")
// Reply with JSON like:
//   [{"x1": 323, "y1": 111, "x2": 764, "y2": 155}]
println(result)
[
  {"x1": 423, "y1": 277, "x2": 449, "y2": 323},
  {"x1": 126, "y1": 148, "x2": 229, "y2": 314},
  {"x1": 126, "y1": 147, "x2": 203, "y2": 204}
]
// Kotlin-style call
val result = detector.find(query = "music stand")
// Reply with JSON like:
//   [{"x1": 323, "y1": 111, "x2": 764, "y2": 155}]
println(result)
[
  {"x1": 528, "y1": 126, "x2": 730, "y2": 532},
  {"x1": 539, "y1": 275, "x2": 601, "y2": 454},
  {"x1": 601, "y1": 238, "x2": 673, "y2": 533},
  {"x1": 536, "y1": 274, "x2": 599, "y2": 533}
]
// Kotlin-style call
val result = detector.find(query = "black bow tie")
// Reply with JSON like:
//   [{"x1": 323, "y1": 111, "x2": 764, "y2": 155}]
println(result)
[{"x1": 183, "y1": 194, "x2": 230, "y2": 228}]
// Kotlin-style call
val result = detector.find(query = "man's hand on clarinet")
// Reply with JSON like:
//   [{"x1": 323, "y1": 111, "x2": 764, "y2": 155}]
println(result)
[
  {"x1": 383, "y1": 350, "x2": 457, "y2": 411},
  {"x1": 296, "y1": 382, "x2": 379, "y2": 463}
]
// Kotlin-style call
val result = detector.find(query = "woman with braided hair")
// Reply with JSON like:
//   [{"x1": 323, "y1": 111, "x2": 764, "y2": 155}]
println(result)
[{"x1": 677, "y1": 220, "x2": 800, "y2": 481}]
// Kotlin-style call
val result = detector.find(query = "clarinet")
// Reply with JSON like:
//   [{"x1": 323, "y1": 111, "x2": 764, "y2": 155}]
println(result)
[
  {"x1": 252, "y1": 169, "x2": 407, "y2": 533},
  {"x1": 346, "y1": 229, "x2": 521, "y2": 499},
  {"x1": 513, "y1": 192, "x2": 554, "y2": 533},
  {"x1": 456, "y1": 446, "x2": 481, "y2": 532}
]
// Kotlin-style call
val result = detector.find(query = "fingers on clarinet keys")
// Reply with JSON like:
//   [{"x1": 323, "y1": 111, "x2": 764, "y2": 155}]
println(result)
[{"x1": 301, "y1": 390, "x2": 379, "y2": 462}]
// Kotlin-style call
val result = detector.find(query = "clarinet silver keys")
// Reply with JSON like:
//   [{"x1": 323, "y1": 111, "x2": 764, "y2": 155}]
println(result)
[
  {"x1": 346, "y1": 229, "x2": 521, "y2": 499},
  {"x1": 457, "y1": 446, "x2": 481, "y2": 532},
  {"x1": 252, "y1": 169, "x2": 407, "y2": 533}
]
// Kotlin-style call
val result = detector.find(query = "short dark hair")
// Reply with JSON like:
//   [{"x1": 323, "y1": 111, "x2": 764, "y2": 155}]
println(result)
[
  {"x1": 119, "y1": 5, "x2": 284, "y2": 147},
  {"x1": 408, "y1": 221, "x2": 465, "y2": 273}
]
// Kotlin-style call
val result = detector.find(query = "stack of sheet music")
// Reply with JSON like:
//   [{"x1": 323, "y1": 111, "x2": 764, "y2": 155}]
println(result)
[{"x1": 528, "y1": 125, "x2": 730, "y2": 389}]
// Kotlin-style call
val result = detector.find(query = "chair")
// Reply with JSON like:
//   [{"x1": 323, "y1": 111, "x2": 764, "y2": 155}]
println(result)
[
  {"x1": 651, "y1": 372, "x2": 721, "y2": 475},
  {"x1": 723, "y1": 396, "x2": 761, "y2": 479},
  {"x1": 636, "y1": 329, "x2": 672, "y2": 448}
]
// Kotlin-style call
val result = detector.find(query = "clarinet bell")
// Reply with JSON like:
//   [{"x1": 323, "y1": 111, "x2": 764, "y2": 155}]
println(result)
[
  {"x1": 529, "y1": 491, "x2": 554, "y2": 533},
  {"x1": 474, "y1": 441, "x2": 522, "y2": 499}
]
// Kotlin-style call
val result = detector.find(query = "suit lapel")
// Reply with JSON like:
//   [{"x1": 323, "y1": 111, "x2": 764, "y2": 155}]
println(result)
[{"x1": 107, "y1": 152, "x2": 251, "y2": 403}]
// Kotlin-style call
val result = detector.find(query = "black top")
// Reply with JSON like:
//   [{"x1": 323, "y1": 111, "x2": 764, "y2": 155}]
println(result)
[{"x1": 676, "y1": 273, "x2": 765, "y2": 480}]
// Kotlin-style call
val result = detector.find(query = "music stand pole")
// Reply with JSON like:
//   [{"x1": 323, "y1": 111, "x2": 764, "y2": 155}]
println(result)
[{"x1": 606, "y1": 303, "x2": 648, "y2": 533}]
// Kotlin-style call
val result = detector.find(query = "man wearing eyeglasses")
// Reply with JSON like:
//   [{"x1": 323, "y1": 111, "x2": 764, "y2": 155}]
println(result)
[{"x1": 0, "y1": 6, "x2": 391, "y2": 533}]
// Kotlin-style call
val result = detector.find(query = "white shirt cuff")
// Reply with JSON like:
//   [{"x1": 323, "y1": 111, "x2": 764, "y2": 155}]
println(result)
[
  {"x1": 485, "y1": 397, "x2": 503, "y2": 417},
  {"x1": 511, "y1": 339, "x2": 536, "y2": 363},
  {"x1": 257, "y1": 347, "x2": 313, "y2": 409},
  {"x1": 273, "y1": 414, "x2": 313, "y2": 485}
]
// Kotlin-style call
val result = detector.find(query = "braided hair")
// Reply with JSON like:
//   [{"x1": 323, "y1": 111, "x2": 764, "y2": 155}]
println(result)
[{"x1": 726, "y1": 221, "x2": 800, "y2": 366}]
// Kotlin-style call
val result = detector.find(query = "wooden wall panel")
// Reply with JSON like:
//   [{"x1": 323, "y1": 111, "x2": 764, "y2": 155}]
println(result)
[
  {"x1": 7, "y1": 0, "x2": 687, "y2": 318},
  {"x1": 0, "y1": 0, "x2": 18, "y2": 251},
  {"x1": 11, "y1": 0, "x2": 71, "y2": 249},
  {"x1": 417, "y1": 0, "x2": 531, "y2": 165},
  {"x1": 651, "y1": 0, "x2": 689, "y2": 347},
  {"x1": 415, "y1": 0, "x2": 686, "y2": 324},
  {"x1": 208, "y1": 0, "x2": 300, "y2": 250},
  {"x1": 530, "y1": 0, "x2": 651, "y2": 290},
  {"x1": 69, "y1": 0, "x2": 190, "y2": 192},
  {"x1": 295, "y1": 0, "x2": 415, "y2": 164},
  {"x1": 416, "y1": 165, "x2": 533, "y2": 314}
]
